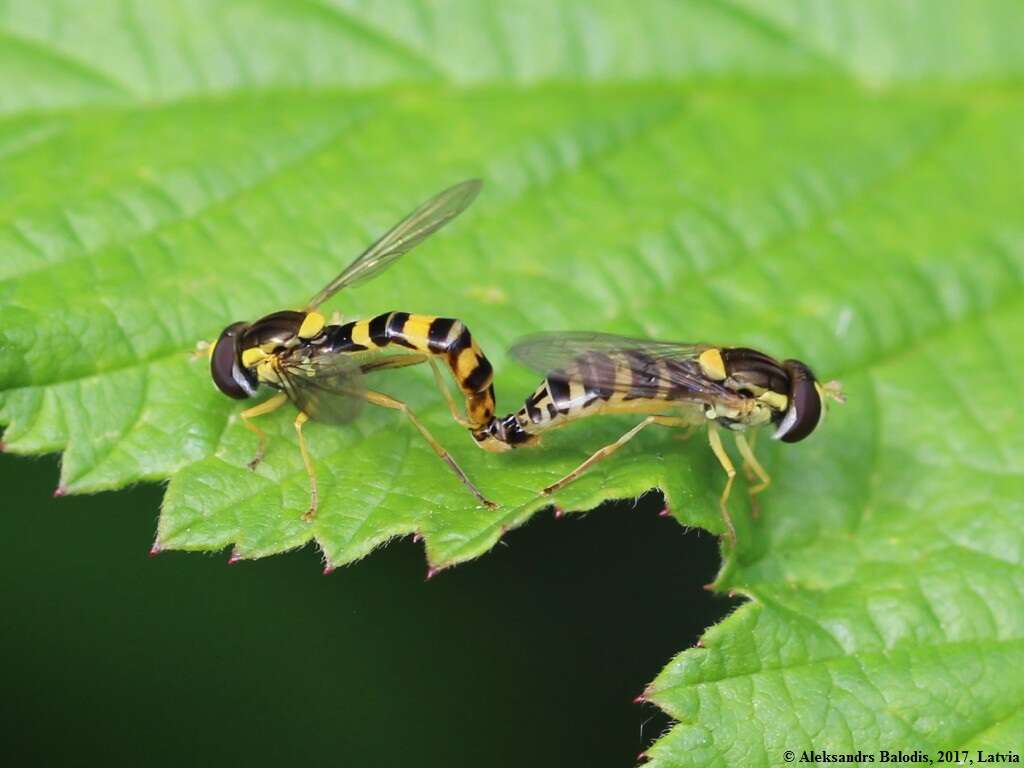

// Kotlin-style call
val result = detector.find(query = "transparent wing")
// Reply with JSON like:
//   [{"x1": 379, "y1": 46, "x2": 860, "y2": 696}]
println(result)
[
  {"x1": 306, "y1": 179, "x2": 483, "y2": 310},
  {"x1": 510, "y1": 331, "x2": 708, "y2": 373},
  {"x1": 510, "y1": 331, "x2": 737, "y2": 404},
  {"x1": 279, "y1": 352, "x2": 365, "y2": 425}
]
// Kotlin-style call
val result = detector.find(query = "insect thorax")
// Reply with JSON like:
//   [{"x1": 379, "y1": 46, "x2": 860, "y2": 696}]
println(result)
[
  {"x1": 237, "y1": 310, "x2": 327, "y2": 387},
  {"x1": 705, "y1": 398, "x2": 776, "y2": 432}
]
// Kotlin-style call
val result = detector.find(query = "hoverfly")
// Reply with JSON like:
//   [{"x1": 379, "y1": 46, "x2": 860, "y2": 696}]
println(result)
[
  {"x1": 208, "y1": 180, "x2": 500, "y2": 519},
  {"x1": 473, "y1": 332, "x2": 845, "y2": 542}
]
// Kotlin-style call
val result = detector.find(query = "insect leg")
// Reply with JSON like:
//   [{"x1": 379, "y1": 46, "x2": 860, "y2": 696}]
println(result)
[
  {"x1": 349, "y1": 313, "x2": 497, "y2": 432},
  {"x1": 357, "y1": 354, "x2": 468, "y2": 427},
  {"x1": 665, "y1": 418, "x2": 698, "y2": 442},
  {"x1": 357, "y1": 352, "x2": 472, "y2": 429},
  {"x1": 361, "y1": 389, "x2": 497, "y2": 509},
  {"x1": 239, "y1": 392, "x2": 289, "y2": 470},
  {"x1": 648, "y1": 415, "x2": 697, "y2": 440},
  {"x1": 706, "y1": 422, "x2": 738, "y2": 545},
  {"x1": 359, "y1": 353, "x2": 427, "y2": 374},
  {"x1": 428, "y1": 358, "x2": 472, "y2": 428},
  {"x1": 739, "y1": 429, "x2": 758, "y2": 482},
  {"x1": 542, "y1": 416, "x2": 658, "y2": 496},
  {"x1": 651, "y1": 416, "x2": 692, "y2": 427},
  {"x1": 294, "y1": 411, "x2": 319, "y2": 521},
  {"x1": 735, "y1": 432, "x2": 771, "y2": 519}
]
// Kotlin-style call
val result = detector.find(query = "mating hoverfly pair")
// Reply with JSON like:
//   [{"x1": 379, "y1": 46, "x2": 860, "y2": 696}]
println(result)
[{"x1": 207, "y1": 181, "x2": 843, "y2": 542}]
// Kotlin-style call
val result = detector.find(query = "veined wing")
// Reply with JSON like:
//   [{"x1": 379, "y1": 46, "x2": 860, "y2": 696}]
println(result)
[
  {"x1": 510, "y1": 331, "x2": 712, "y2": 372},
  {"x1": 278, "y1": 352, "x2": 365, "y2": 425},
  {"x1": 306, "y1": 179, "x2": 482, "y2": 310},
  {"x1": 510, "y1": 331, "x2": 739, "y2": 405}
]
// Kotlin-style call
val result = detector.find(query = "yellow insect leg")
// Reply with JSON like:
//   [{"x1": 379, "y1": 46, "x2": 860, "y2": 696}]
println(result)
[
  {"x1": 294, "y1": 411, "x2": 319, "y2": 521},
  {"x1": 359, "y1": 353, "x2": 427, "y2": 375},
  {"x1": 239, "y1": 392, "x2": 288, "y2": 470},
  {"x1": 542, "y1": 416, "x2": 659, "y2": 496},
  {"x1": 358, "y1": 353, "x2": 470, "y2": 428},
  {"x1": 707, "y1": 421, "x2": 738, "y2": 545},
  {"x1": 651, "y1": 415, "x2": 697, "y2": 440},
  {"x1": 429, "y1": 358, "x2": 472, "y2": 429},
  {"x1": 739, "y1": 428, "x2": 759, "y2": 482},
  {"x1": 361, "y1": 389, "x2": 496, "y2": 509},
  {"x1": 735, "y1": 432, "x2": 771, "y2": 519}
]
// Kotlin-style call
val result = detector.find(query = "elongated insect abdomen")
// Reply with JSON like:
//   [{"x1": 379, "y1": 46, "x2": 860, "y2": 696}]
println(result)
[
  {"x1": 330, "y1": 312, "x2": 498, "y2": 433},
  {"x1": 473, "y1": 413, "x2": 536, "y2": 451},
  {"x1": 473, "y1": 379, "x2": 554, "y2": 452}
]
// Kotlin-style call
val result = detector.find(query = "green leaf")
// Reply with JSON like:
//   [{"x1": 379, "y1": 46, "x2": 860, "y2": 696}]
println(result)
[{"x1": 1, "y1": 1, "x2": 1022, "y2": 763}]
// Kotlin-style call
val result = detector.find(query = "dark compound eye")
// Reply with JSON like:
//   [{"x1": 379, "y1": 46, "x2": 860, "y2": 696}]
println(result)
[
  {"x1": 210, "y1": 322, "x2": 256, "y2": 400},
  {"x1": 773, "y1": 359, "x2": 823, "y2": 443}
]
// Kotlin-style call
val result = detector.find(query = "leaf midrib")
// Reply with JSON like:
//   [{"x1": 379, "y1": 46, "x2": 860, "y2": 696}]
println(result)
[{"x1": 3, "y1": 76, "x2": 1023, "y2": 124}]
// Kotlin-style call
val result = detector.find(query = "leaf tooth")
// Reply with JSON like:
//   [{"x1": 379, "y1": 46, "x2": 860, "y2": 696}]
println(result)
[
  {"x1": 226, "y1": 546, "x2": 243, "y2": 565},
  {"x1": 315, "y1": 542, "x2": 335, "y2": 575},
  {"x1": 148, "y1": 542, "x2": 162, "y2": 558},
  {"x1": 52, "y1": 485, "x2": 67, "y2": 498}
]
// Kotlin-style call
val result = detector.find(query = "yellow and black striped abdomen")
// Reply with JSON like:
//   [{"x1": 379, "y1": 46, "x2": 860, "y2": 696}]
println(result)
[
  {"x1": 326, "y1": 312, "x2": 497, "y2": 432},
  {"x1": 474, "y1": 362, "x2": 622, "y2": 450},
  {"x1": 525, "y1": 351, "x2": 666, "y2": 425},
  {"x1": 474, "y1": 350, "x2": 705, "y2": 451}
]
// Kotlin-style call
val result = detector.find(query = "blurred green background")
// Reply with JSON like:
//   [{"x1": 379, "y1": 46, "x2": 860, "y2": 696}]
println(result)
[{"x1": 0, "y1": 452, "x2": 734, "y2": 766}]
